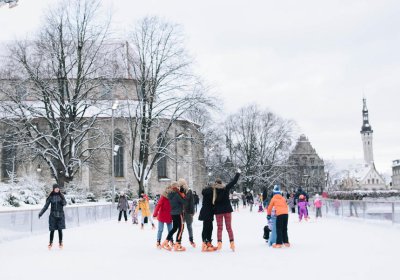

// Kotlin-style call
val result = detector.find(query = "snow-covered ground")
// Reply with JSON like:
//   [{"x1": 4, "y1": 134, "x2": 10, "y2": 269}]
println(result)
[{"x1": 0, "y1": 210, "x2": 399, "y2": 280}]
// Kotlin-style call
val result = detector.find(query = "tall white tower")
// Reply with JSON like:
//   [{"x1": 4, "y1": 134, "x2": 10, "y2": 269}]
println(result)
[{"x1": 360, "y1": 98, "x2": 374, "y2": 165}]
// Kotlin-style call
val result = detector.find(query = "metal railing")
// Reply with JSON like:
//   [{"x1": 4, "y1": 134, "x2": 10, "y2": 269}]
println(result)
[
  {"x1": 0, "y1": 203, "x2": 118, "y2": 243},
  {"x1": 308, "y1": 199, "x2": 400, "y2": 224}
]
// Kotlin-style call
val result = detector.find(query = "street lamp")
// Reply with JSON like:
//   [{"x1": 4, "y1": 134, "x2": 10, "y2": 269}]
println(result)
[
  {"x1": 111, "y1": 100, "x2": 119, "y2": 205},
  {"x1": 0, "y1": 0, "x2": 18, "y2": 8},
  {"x1": 175, "y1": 130, "x2": 185, "y2": 181}
]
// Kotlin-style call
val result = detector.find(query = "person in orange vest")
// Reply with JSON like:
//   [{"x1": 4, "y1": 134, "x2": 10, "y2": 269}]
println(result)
[{"x1": 267, "y1": 185, "x2": 290, "y2": 249}]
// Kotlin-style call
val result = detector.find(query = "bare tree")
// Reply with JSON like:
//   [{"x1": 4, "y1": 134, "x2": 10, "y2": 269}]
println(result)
[
  {"x1": 223, "y1": 105, "x2": 295, "y2": 193},
  {"x1": 0, "y1": 0, "x2": 113, "y2": 188},
  {"x1": 124, "y1": 17, "x2": 214, "y2": 194}
]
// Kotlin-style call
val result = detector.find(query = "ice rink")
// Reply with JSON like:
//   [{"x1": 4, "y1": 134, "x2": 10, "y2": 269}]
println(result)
[{"x1": 0, "y1": 210, "x2": 398, "y2": 280}]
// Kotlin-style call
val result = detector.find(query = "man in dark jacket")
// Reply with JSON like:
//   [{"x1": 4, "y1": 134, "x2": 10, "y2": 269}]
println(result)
[
  {"x1": 38, "y1": 184, "x2": 67, "y2": 249},
  {"x1": 213, "y1": 169, "x2": 241, "y2": 251},
  {"x1": 193, "y1": 191, "x2": 200, "y2": 213}
]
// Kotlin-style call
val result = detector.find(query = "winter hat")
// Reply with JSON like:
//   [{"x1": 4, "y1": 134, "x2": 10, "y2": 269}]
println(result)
[
  {"x1": 52, "y1": 184, "x2": 60, "y2": 190},
  {"x1": 273, "y1": 185, "x2": 281, "y2": 195},
  {"x1": 178, "y1": 178, "x2": 189, "y2": 190},
  {"x1": 315, "y1": 194, "x2": 320, "y2": 198}
]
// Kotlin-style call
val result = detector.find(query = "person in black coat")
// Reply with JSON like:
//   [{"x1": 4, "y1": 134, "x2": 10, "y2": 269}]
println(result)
[
  {"x1": 193, "y1": 191, "x2": 200, "y2": 213},
  {"x1": 198, "y1": 184, "x2": 217, "y2": 252},
  {"x1": 38, "y1": 184, "x2": 67, "y2": 249},
  {"x1": 213, "y1": 169, "x2": 241, "y2": 251}
]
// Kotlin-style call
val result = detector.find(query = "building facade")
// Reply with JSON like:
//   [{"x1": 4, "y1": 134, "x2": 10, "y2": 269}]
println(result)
[
  {"x1": 392, "y1": 160, "x2": 400, "y2": 189},
  {"x1": 286, "y1": 135, "x2": 325, "y2": 194},
  {"x1": 0, "y1": 79, "x2": 207, "y2": 196}
]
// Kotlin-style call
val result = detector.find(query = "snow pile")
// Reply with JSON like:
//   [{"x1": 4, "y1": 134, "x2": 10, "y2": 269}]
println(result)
[{"x1": 0, "y1": 176, "x2": 46, "y2": 207}]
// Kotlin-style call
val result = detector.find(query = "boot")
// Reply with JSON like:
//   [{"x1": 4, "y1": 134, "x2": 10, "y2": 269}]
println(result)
[
  {"x1": 190, "y1": 239, "x2": 196, "y2": 248},
  {"x1": 48, "y1": 243, "x2": 53, "y2": 250},
  {"x1": 284, "y1": 243, "x2": 291, "y2": 248},
  {"x1": 207, "y1": 242, "x2": 218, "y2": 251},
  {"x1": 141, "y1": 224, "x2": 144, "y2": 230},
  {"x1": 156, "y1": 241, "x2": 162, "y2": 249},
  {"x1": 201, "y1": 242, "x2": 208, "y2": 252},
  {"x1": 59, "y1": 242, "x2": 63, "y2": 249},
  {"x1": 217, "y1": 241, "x2": 222, "y2": 251},
  {"x1": 272, "y1": 244, "x2": 282, "y2": 248},
  {"x1": 174, "y1": 243, "x2": 186, "y2": 252},
  {"x1": 161, "y1": 240, "x2": 172, "y2": 251},
  {"x1": 230, "y1": 241, "x2": 235, "y2": 252}
]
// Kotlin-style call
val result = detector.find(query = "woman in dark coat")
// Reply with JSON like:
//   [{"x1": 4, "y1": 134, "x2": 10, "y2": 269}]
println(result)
[
  {"x1": 199, "y1": 184, "x2": 217, "y2": 252},
  {"x1": 38, "y1": 184, "x2": 67, "y2": 249},
  {"x1": 213, "y1": 169, "x2": 241, "y2": 251}
]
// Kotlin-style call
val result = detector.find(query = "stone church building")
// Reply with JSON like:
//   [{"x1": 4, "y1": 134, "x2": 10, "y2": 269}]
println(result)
[
  {"x1": 286, "y1": 135, "x2": 326, "y2": 193},
  {"x1": 0, "y1": 79, "x2": 207, "y2": 196}
]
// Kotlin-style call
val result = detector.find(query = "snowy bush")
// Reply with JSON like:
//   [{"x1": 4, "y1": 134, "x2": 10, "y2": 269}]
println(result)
[{"x1": 64, "y1": 183, "x2": 88, "y2": 204}]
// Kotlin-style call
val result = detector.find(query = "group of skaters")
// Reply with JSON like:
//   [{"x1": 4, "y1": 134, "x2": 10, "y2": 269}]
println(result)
[{"x1": 37, "y1": 177, "x2": 324, "y2": 252}]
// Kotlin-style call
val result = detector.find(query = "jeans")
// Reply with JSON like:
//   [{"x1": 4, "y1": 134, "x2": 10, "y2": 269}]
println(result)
[
  {"x1": 157, "y1": 221, "x2": 172, "y2": 242},
  {"x1": 268, "y1": 217, "x2": 277, "y2": 246},
  {"x1": 184, "y1": 213, "x2": 194, "y2": 242}
]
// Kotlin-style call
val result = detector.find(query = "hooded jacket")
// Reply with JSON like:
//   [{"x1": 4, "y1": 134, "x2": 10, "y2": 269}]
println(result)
[
  {"x1": 135, "y1": 198, "x2": 151, "y2": 217},
  {"x1": 267, "y1": 193, "x2": 288, "y2": 216},
  {"x1": 168, "y1": 187, "x2": 187, "y2": 215},
  {"x1": 184, "y1": 189, "x2": 195, "y2": 215},
  {"x1": 153, "y1": 192, "x2": 172, "y2": 223},
  {"x1": 198, "y1": 186, "x2": 214, "y2": 221},
  {"x1": 213, "y1": 172, "x2": 241, "y2": 215}
]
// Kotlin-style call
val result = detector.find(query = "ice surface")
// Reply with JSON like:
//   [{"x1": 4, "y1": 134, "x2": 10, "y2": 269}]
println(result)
[{"x1": 0, "y1": 211, "x2": 398, "y2": 280}]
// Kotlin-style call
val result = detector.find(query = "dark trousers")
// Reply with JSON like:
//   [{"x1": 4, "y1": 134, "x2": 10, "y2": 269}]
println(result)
[
  {"x1": 202, "y1": 220, "x2": 213, "y2": 243},
  {"x1": 118, "y1": 211, "x2": 127, "y2": 221},
  {"x1": 276, "y1": 214, "x2": 289, "y2": 245},
  {"x1": 291, "y1": 207, "x2": 296, "y2": 213},
  {"x1": 166, "y1": 214, "x2": 184, "y2": 243},
  {"x1": 50, "y1": 230, "x2": 63, "y2": 244}
]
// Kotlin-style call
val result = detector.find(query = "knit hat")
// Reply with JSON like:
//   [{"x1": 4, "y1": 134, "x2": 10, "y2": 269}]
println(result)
[
  {"x1": 315, "y1": 194, "x2": 320, "y2": 198},
  {"x1": 52, "y1": 184, "x2": 60, "y2": 190},
  {"x1": 273, "y1": 185, "x2": 281, "y2": 195}
]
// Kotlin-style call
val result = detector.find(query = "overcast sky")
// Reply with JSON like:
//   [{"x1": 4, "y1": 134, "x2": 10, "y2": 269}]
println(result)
[{"x1": 1, "y1": 0, "x2": 399, "y2": 174}]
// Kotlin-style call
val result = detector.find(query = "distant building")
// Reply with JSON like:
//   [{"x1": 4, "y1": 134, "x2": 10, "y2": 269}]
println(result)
[
  {"x1": 392, "y1": 160, "x2": 400, "y2": 189},
  {"x1": 357, "y1": 98, "x2": 386, "y2": 189},
  {"x1": 286, "y1": 135, "x2": 325, "y2": 193}
]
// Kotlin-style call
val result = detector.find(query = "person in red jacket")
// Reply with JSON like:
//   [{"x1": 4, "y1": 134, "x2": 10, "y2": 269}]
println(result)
[
  {"x1": 267, "y1": 185, "x2": 290, "y2": 248},
  {"x1": 153, "y1": 185, "x2": 173, "y2": 249}
]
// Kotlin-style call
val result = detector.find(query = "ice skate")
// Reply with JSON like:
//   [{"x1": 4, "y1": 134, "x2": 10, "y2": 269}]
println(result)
[
  {"x1": 190, "y1": 241, "x2": 196, "y2": 248},
  {"x1": 48, "y1": 243, "x2": 53, "y2": 250},
  {"x1": 174, "y1": 243, "x2": 186, "y2": 252},
  {"x1": 216, "y1": 241, "x2": 222, "y2": 251},
  {"x1": 207, "y1": 242, "x2": 218, "y2": 251},
  {"x1": 202, "y1": 242, "x2": 216, "y2": 252},
  {"x1": 161, "y1": 240, "x2": 172, "y2": 251},
  {"x1": 284, "y1": 243, "x2": 291, "y2": 248},
  {"x1": 156, "y1": 241, "x2": 162, "y2": 249},
  {"x1": 230, "y1": 241, "x2": 235, "y2": 252},
  {"x1": 59, "y1": 243, "x2": 63, "y2": 249},
  {"x1": 272, "y1": 244, "x2": 282, "y2": 248}
]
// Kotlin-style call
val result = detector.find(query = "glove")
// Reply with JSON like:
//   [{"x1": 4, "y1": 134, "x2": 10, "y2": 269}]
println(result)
[
  {"x1": 267, "y1": 215, "x2": 271, "y2": 220},
  {"x1": 237, "y1": 168, "x2": 242, "y2": 174},
  {"x1": 38, "y1": 213, "x2": 42, "y2": 219}
]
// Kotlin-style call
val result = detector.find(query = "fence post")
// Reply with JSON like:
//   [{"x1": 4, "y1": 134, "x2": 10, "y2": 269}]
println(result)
[
  {"x1": 341, "y1": 201, "x2": 344, "y2": 218},
  {"x1": 77, "y1": 207, "x2": 80, "y2": 227},
  {"x1": 30, "y1": 210, "x2": 33, "y2": 233},
  {"x1": 363, "y1": 201, "x2": 366, "y2": 220},
  {"x1": 392, "y1": 202, "x2": 395, "y2": 225}
]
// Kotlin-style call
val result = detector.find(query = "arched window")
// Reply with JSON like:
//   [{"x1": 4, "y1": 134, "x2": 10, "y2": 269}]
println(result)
[
  {"x1": 114, "y1": 130, "x2": 124, "y2": 177},
  {"x1": 157, "y1": 133, "x2": 167, "y2": 179}
]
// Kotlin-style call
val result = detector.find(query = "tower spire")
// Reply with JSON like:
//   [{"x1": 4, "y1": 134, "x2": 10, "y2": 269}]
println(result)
[
  {"x1": 360, "y1": 98, "x2": 374, "y2": 164},
  {"x1": 361, "y1": 98, "x2": 373, "y2": 133}
]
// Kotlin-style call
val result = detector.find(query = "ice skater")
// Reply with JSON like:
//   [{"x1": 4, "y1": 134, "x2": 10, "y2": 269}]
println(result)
[
  {"x1": 38, "y1": 184, "x2": 67, "y2": 250},
  {"x1": 199, "y1": 183, "x2": 218, "y2": 252},
  {"x1": 298, "y1": 195, "x2": 309, "y2": 222},
  {"x1": 153, "y1": 186, "x2": 173, "y2": 249},
  {"x1": 213, "y1": 168, "x2": 241, "y2": 251},
  {"x1": 267, "y1": 185, "x2": 290, "y2": 248},
  {"x1": 314, "y1": 194, "x2": 323, "y2": 218}
]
